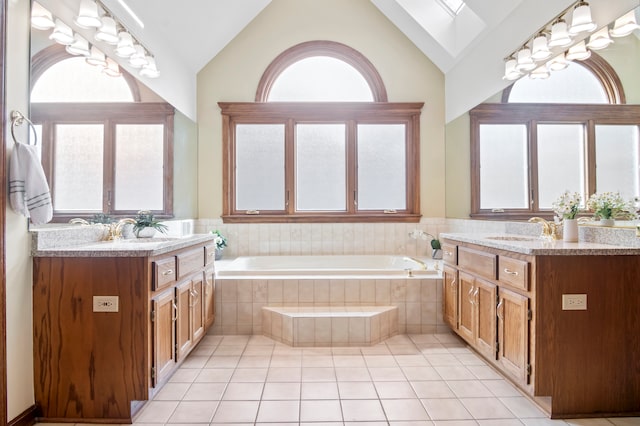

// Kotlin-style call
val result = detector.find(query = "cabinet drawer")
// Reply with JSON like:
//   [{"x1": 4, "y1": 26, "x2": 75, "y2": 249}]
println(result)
[
  {"x1": 153, "y1": 257, "x2": 177, "y2": 291},
  {"x1": 498, "y1": 256, "x2": 529, "y2": 291},
  {"x1": 458, "y1": 247, "x2": 497, "y2": 280},
  {"x1": 442, "y1": 243, "x2": 457, "y2": 265},
  {"x1": 178, "y1": 247, "x2": 205, "y2": 279},
  {"x1": 204, "y1": 244, "x2": 216, "y2": 267}
]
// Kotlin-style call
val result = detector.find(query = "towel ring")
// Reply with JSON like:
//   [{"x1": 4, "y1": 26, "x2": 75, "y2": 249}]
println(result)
[{"x1": 10, "y1": 110, "x2": 38, "y2": 146}]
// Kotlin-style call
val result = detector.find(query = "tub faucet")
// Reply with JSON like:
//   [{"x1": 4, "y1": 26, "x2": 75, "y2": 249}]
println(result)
[{"x1": 528, "y1": 217, "x2": 558, "y2": 240}]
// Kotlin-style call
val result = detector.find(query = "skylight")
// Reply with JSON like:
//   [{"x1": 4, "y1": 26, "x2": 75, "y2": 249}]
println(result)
[{"x1": 437, "y1": 0, "x2": 465, "y2": 16}]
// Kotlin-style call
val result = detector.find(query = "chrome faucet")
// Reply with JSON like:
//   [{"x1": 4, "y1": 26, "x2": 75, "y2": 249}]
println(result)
[{"x1": 528, "y1": 217, "x2": 559, "y2": 240}]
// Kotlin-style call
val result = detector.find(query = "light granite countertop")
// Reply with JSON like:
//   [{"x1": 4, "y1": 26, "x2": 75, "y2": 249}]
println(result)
[
  {"x1": 32, "y1": 234, "x2": 216, "y2": 258},
  {"x1": 440, "y1": 233, "x2": 640, "y2": 256}
]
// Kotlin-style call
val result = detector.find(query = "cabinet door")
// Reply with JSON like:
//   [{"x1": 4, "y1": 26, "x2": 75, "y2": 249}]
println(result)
[
  {"x1": 176, "y1": 279, "x2": 193, "y2": 360},
  {"x1": 442, "y1": 265, "x2": 458, "y2": 329},
  {"x1": 204, "y1": 267, "x2": 215, "y2": 328},
  {"x1": 497, "y1": 287, "x2": 529, "y2": 384},
  {"x1": 152, "y1": 288, "x2": 176, "y2": 387},
  {"x1": 192, "y1": 274, "x2": 205, "y2": 343},
  {"x1": 457, "y1": 271, "x2": 475, "y2": 343},
  {"x1": 474, "y1": 278, "x2": 497, "y2": 360}
]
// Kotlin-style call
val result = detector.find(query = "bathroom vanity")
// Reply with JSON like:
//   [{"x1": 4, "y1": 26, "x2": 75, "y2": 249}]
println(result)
[
  {"x1": 440, "y1": 233, "x2": 640, "y2": 419},
  {"x1": 31, "y1": 234, "x2": 216, "y2": 423}
]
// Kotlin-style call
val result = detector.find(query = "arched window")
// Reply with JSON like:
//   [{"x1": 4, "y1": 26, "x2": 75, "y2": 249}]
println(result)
[
  {"x1": 470, "y1": 53, "x2": 640, "y2": 219},
  {"x1": 30, "y1": 45, "x2": 174, "y2": 221},
  {"x1": 221, "y1": 41, "x2": 421, "y2": 223}
]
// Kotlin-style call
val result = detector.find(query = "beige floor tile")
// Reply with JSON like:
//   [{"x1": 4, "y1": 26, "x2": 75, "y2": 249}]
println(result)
[
  {"x1": 270, "y1": 354, "x2": 303, "y2": 367},
  {"x1": 134, "y1": 400, "x2": 179, "y2": 423},
  {"x1": 167, "y1": 400, "x2": 217, "y2": 423},
  {"x1": 460, "y1": 397, "x2": 516, "y2": 419},
  {"x1": 388, "y1": 344, "x2": 422, "y2": 355},
  {"x1": 256, "y1": 400, "x2": 300, "y2": 422},
  {"x1": 341, "y1": 399, "x2": 387, "y2": 422},
  {"x1": 499, "y1": 397, "x2": 548, "y2": 418},
  {"x1": 426, "y1": 353, "x2": 464, "y2": 366},
  {"x1": 222, "y1": 382, "x2": 264, "y2": 400},
  {"x1": 482, "y1": 379, "x2": 523, "y2": 397},
  {"x1": 402, "y1": 366, "x2": 442, "y2": 381},
  {"x1": 230, "y1": 367, "x2": 268, "y2": 382},
  {"x1": 204, "y1": 355, "x2": 240, "y2": 368},
  {"x1": 411, "y1": 380, "x2": 456, "y2": 398},
  {"x1": 422, "y1": 398, "x2": 473, "y2": 420},
  {"x1": 237, "y1": 355, "x2": 271, "y2": 368},
  {"x1": 428, "y1": 421, "x2": 478, "y2": 426},
  {"x1": 211, "y1": 400, "x2": 259, "y2": 423},
  {"x1": 394, "y1": 354, "x2": 431, "y2": 366},
  {"x1": 182, "y1": 382, "x2": 226, "y2": 401},
  {"x1": 303, "y1": 354, "x2": 335, "y2": 367},
  {"x1": 455, "y1": 353, "x2": 487, "y2": 366},
  {"x1": 168, "y1": 368, "x2": 199, "y2": 383},
  {"x1": 338, "y1": 381, "x2": 379, "y2": 399},
  {"x1": 381, "y1": 398, "x2": 430, "y2": 421},
  {"x1": 302, "y1": 366, "x2": 337, "y2": 381},
  {"x1": 300, "y1": 399, "x2": 344, "y2": 422},
  {"x1": 302, "y1": 381, "x2": 340, "y2": 399},
  {"x1": 179, "y1": 356, "x2": 209, "y2": 369},
  {"x1": 361, "y1": 345, "x2": 392, "y2": 355},
  {"x1": 365, "y1": 355, "x2": 398, "y2": 367},
  {"x1": 213, "y1": 345, "x2": 246, "y2": 356},
  {"x1": 219, "y1": 335, "x2": 251, "y2": 346},
  {"x1": 194, "y1": 368, "x2": 234, "y2": 383},
  {"x1": 477, "y1": 419, "x2": 525, "y2": 425},
  {"x1": 333, "y1": 354, "x2": 367, "y2": 367},
  {"x1": 520, "y1": 419, "x2": 569, "y2": 425},
  {"x1": 434, "y1": 365, "x2": 477, "y2": 380},
  {"x1": 368, "y1": 366, "x2": 406, "y2": 381},
  {"x1": 335, "y1": 367, "x2": 372, "y2": 381},
  {"x1": 446, "y1": 380, "x2": 491, "y2": 398},
  {"x1": 262, "y1": 382, "x2": 301, "y2": 400},
  {"x1": 267, "y1": 366, "x2": 302, "y2": 381},
  {"x1": 564, "y1": 419, "x2": 618, "y2": 425},
  {"x1": 466, "y1": 365, "x2": 504, "y2": 380},
  {"x1": 153, "y1": 382, "x2": 191, "y2": 401},
  {"x1": 374, "y1": 381, "x2": 417, "y2": 399},
  {"x1": 610, "y1": 419, "x2": 640, "y2": 426}
]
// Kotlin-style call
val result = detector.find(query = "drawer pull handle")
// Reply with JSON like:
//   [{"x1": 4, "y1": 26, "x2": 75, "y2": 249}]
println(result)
[
  {"x1": 468, "y1": 286, "x2": 475, "y2": 305},
  {"x1": 497, "y1": 298, "x2": 505, "y2": 320},
  {"x1": 172, "y1": 302, "x2": 178, "y2": 322},
  {"x1": 162, "y1": 269, "x2": 174, "y2": 276},
  {"x1": 503, "y1": 268, "x2": 518, "y2": 276}
]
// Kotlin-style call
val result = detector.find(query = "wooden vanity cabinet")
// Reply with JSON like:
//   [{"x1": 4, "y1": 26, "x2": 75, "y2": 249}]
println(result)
[
  {"x1": 33, "y1": 240, "x2": 216, "y2": 423},
  {"x1": 442, "y1": 237, "x2": 640, "y2": 418},
  {"x1": 442, "y1": 264, "x2": 458, "y2": 329}
]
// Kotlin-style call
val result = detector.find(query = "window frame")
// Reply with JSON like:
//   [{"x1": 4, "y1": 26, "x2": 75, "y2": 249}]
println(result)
[
  {"x1": 470, "y1": 103, "x2": 640, "y2": 220},
  {"x1": 31, "y1": 102, "x2": 175, "y2": 222},
  {"x1": 220, "y1": 101, "x2": 423, "y2": 223}
]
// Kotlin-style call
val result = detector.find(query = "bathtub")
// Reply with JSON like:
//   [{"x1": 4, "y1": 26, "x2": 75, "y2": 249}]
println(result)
[{"x1": 216, "y1": 254, "x2": 441, "y2": 277}]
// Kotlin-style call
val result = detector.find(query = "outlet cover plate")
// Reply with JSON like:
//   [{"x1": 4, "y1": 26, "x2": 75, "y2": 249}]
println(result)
[
  {"x1": 562, "y1": 294, "x2": 587, "y2": 310},
  {"x1": 93, "y1": 296, "x2": 119, "y2": 312}
]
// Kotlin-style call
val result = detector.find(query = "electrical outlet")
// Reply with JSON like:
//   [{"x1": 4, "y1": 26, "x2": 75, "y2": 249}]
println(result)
[
  {"x1": 562, "y1": 294, "x2": 587, "y2": 310},
  {"x1": 93, "y1": 296, "x2": 119, "y2": 313}
]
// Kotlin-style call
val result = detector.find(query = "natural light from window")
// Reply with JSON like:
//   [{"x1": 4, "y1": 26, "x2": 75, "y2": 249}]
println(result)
[
  {"x1": 31, "y1": 57, "x2": 133, "y2": 102},
  {"x1": 267, "y1": 56, "x2": 374, "y2": 101}
]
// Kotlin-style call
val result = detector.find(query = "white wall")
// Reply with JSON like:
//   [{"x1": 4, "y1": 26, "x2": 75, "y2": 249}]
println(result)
[{"x1": 6, "y1": 0, "x2": 35, "y2": 419}]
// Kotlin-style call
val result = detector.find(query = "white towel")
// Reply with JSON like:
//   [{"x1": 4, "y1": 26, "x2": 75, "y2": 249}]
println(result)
[{"x1": 8, "y1": 142, "x2": 53, "y2": 225}]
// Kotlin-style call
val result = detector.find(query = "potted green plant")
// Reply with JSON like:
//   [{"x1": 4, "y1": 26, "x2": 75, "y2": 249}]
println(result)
[
  {"x1": 133, "y1": 210, "x2": 168, "y2": 238},
  {"x1": 210, "y1": 230, "x2": 227, "y2": 259},
  {"x1": 586, "y1": 191, "x2": 636, "y2": 226}
]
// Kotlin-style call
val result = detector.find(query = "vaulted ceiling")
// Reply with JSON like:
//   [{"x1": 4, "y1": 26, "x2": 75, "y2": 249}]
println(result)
[{"x1": 35, "y1": 0, "x2": 640, "y2": 121}]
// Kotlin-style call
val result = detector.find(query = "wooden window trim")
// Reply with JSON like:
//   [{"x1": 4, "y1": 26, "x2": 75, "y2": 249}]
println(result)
[
  {"x1": 220, "y1": 102, "x2": 423, "y2": 223},
  {"x1": 255, "y1": 40, "x2": 388, "y2": 103},
  {"x1": 31, "y1": 102, "x2": 175, "y2": 222},
  {"x1": 470, "y1": 103, "x2": 640, "y2": 220}
]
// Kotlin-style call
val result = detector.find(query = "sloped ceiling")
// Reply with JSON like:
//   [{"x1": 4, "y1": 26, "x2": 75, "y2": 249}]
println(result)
[{"x1": 36, "y1": 0, "x2": 640, "y2": 122}]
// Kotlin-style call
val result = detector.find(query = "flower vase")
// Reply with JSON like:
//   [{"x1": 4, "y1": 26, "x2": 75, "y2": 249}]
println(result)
[
  {"x1": 215, "y1": 248, "x2": 223, "y2": 260},
  {"x1": 136, "y1": 227, "x2": 156, "y2": 238},
  {"x1": 562, "y1": 219, "x2": 578, "y2": 242},
  {"x1": 599, "y1": 218, "x2": 615, "y2": 227}
]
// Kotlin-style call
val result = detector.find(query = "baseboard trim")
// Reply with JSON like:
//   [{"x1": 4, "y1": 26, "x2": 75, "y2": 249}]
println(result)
[{"x1": 9, "y1": 405, "x2": 38, "y2": 426}]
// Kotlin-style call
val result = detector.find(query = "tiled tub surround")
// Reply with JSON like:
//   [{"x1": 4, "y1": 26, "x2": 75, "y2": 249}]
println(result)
[
  {"x1": 212, "y1": 275, "x2": 444, "y2": 337},
  {"x1": 262, "y1": 305, "x2": 398, "y2": 346}
]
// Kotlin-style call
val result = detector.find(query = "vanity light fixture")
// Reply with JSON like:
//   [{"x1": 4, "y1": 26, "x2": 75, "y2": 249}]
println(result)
[
  {"x1": 529, "y1": 65, "x2": 551, "y2": 80},
  {"x1": 502, "y1": 57, "x2": 522, "y2": 81},
  {"x1": 568, "y1": 1, "x2": 597, "y2": 35},
  {"x1": 609, "y1": 10, "x2": 640, "y2": 37},
  {"x1": 515, "y1": 46, "x2": 536, "y2": 72},
  {"x1": 531, "y1": 33, "x2": 552, "y2": 60},
  {"x1": 548, "y1": 19, "x2": 573, "y2": 47},
  {"x1": 74, "y1": 0, "x2": 102, "y2": 29},
  {"x1": 31, "y1": 2, "x2": 55, "y2": 30},
  {"x1": 86, "y1": 46, "x2": 107, "y2": 68},
  {"x1": 115, "y1": 32, "x2": 136, "y2": 57},
  {"x1": 94, "y1": 16, "x2": 120, "y2": 45},
  {"x1": 565, "y1": 40, "x2": 591, "y2": 61},
  {"x1": 139, "y1": 56, "x2": 160, "y2": 78},
  {"x1": 65, "y1": 34, "x2": 91, "y2": 56},
  {"x1": 128, "y1": 44, "x2": 148, "y2": 68},
  {"x1": 587, "y1": 26, "x2": 614, "y2": 50},
  {"x1": 547, "y1": 53, "x2": 570, "y2": 71},
  {"x1": 49, "y1": 19, "x2": 75, "y2": 45}
]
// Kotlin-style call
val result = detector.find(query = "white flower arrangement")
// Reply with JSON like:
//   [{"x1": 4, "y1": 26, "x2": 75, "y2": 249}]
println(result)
[
  {"x1": 586, "y1": 191, "x2": 636, "y2": 220},
  {"x1": 551, "y1": 190, "x2": 582, "y2": 220},
  {"x1": 210, "y1": 230, "x2": 227, "y2": 250}
]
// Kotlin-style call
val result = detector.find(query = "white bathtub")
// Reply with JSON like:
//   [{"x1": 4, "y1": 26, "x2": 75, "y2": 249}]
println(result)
[{"x1": 216, "y1": 255, "x2": 441, "y2": 277}]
